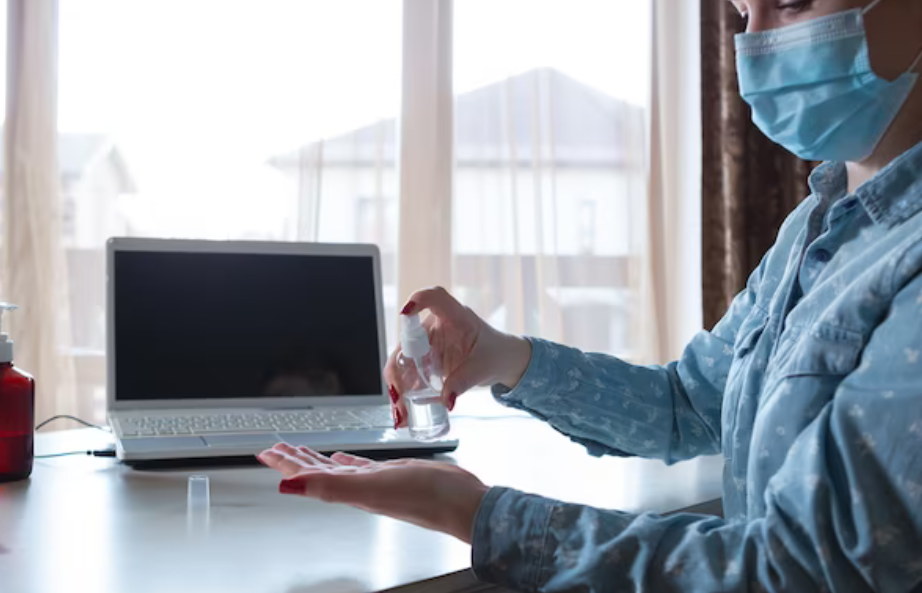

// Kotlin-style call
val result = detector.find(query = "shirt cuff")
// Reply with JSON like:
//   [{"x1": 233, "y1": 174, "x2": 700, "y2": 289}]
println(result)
[
  {"x1": 489, "y1": 338, "x2": 634, "y2": 458},
  {"x1": 490, "y1": 337, "x2": 559, "y2": 406},
  {"x1": 470, "y1": 486, "x2": 555, "y2": 591}
]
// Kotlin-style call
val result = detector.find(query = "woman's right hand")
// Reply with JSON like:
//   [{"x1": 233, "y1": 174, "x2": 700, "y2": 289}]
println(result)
[{"x1": 383, "y1": 286, "x2": 532, "y2": 428}]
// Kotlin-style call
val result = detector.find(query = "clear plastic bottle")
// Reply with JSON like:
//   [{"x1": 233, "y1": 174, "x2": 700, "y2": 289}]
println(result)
[{"x1": 398, "y1": 313, "x2": 450, "y2": 441}]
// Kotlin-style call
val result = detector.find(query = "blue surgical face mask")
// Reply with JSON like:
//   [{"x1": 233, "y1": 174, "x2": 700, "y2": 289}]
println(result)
[{"x1": 734, "y1": 0, "x2": 922, "y2": 162}]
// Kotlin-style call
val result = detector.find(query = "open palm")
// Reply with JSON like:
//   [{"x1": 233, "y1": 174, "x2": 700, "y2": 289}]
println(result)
[{"x1": 257, "y1": 443, "x2": 489, "y2": 543}]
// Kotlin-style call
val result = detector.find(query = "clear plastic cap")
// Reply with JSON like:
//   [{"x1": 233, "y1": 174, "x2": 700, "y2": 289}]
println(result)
[
  {"x1": 400, "y1": 313, "x2": 430, "y2": 359},
  {"x1": 186, "y1": 474, "x2": 211, "y2": 537},
  {"x1": 0, "y1": 303, "x2": 17, "y2": 363}
]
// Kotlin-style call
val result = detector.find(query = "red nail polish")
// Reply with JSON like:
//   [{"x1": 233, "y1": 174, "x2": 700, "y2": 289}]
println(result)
[
  {"x1": 388, "y1": 385, "x2": 399, "y2": 404},
  {"x1": 393, "y1": 408, "x2": 402, "y2": 429},
  {"x1": 400, "y1": 301, "x2": 417, "y2": 315},
  {"x1": 448, "y1": 392, "x2": 458, "y2": 411},
  {"x1": 279, "y1": 478, "x2": 307, "y2": 495}
]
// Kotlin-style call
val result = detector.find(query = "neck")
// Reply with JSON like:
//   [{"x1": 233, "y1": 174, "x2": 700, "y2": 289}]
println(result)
[{"x1": 846, "y1": 76, "x2": 922, "y2": 194}]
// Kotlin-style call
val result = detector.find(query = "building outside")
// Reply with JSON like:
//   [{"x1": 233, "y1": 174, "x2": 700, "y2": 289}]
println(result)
[{"x1": 270, "y1": 67, "x2": 646, "y2": 355}]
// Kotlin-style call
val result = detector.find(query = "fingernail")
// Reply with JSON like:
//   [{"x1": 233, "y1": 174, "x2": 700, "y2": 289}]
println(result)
[
  {"x1": 448, "y1": 392, "x2": 458, "y2": 411},
  {"x1": 279, "y1": 477, "x2": 307, "y2": 495},
  {"x1": 393, "y1": 407, "x2": 402, "y2": 429},
  {"x1": 400, "y1": 301, "x2": 417, "y2": 315},
  {"x1": 388, "y1": 385, "x2": 399, "y2": 404}
]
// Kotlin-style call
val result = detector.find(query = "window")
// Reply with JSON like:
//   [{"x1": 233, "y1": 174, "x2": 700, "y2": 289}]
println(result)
[
  {"x1": 58, "y1": 0, "x2": 402, "y2": 420},
  {"x1": 452, "y1": 0, "x2": 651, "y2": 356},
  {"x1": 8, "y1": 1, "x2": 669, "y2": 423}
]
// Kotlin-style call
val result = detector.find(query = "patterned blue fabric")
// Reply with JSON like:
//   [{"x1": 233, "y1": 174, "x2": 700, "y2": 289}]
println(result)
[{"x1": 471, "y1": 141, "x2": 922, "y2": 592}]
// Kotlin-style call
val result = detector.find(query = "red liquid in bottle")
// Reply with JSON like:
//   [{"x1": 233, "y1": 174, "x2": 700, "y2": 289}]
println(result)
[{"x1": 0, "y1": 362, "x2": 35, "y2": 482}]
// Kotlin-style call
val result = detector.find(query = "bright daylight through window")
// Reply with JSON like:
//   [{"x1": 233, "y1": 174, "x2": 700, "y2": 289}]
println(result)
[
  {"x1": 54, "y1": 0, "x2": 651, "y2": 423},
  {"x1": 452, "y1": 0, "x2": 651, "y2": 359}
]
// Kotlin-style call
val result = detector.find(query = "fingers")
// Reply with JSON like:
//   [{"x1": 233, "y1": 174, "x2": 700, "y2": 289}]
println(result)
[
  {"x1": 259, "y1": 444, "x2": 378, "y2": 473},
  {"x1": 257, "y1": 443, "x2": 335, "y2": 476},
  {"x1": 388, "y1": 384, "x2": 408, "y2": 428},
  {"x1": 278, "y1": 459, "x2": 416, "y2": 503},
  {"x1": 400, "y1": 286, "x2": 466, "y2": 320},
  {"x1": 296, "y1": 445, "x2": 335, "y2": 465},
  {"x1": 257, "y1": 448, "x2": 308, "y2": 476},
  {"x1": 440, "y1": 354, "x2": 495, "y2": 410},
  {"x1": 329, "y1": 451, "x2": 374, "y2": 467},
  {"x1": 276, "y1": 442, "x2": 332, "y2": 464},
  {"x1": 383, "y1": 349, "x2": 410, "y2": 428},
  {"x1": 382, "y1": 347, "x2": 402, "y2": 392}
]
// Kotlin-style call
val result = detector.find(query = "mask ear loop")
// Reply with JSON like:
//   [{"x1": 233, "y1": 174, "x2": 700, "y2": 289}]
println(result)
[
  {"x1": 862, "y1": 0, "x2": 885, "y2": 14},
  {"x1": 909, "y1": 45, "x2": 922, "y2": 74}
]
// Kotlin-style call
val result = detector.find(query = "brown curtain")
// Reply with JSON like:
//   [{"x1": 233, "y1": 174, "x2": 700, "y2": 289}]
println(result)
[{"x1": 700, "y1": 1, "x2": 815, "y2": 330}]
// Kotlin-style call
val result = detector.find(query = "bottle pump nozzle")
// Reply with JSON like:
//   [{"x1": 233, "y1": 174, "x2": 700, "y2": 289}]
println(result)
[
  {"x1": 0, "y1": 302, "x2": 17, "y2": 364},
  {"x1": 400, "y1": 313, "x2": 430, "y2": 359}
]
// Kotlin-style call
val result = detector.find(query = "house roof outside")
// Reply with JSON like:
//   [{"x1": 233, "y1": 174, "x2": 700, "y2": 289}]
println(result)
[{"x1": 269, "y1": 67, "x2": 645, "y2": 170}]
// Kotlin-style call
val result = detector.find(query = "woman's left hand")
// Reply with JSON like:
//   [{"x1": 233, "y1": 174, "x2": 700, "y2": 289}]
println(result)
[{"x1": 256, "y1": 443, "x2": 490, "y2": 543}]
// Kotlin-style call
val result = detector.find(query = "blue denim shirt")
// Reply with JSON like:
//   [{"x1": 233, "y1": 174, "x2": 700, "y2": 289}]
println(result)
[{"x1": 472, "y1": 141, "x2": 922, "y2": 592}]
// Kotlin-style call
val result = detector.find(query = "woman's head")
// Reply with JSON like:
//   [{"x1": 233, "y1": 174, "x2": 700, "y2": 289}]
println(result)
[
  {"x1": 729, "y1": 0, "x2": 921, "y2": 80},
  {"x1": 731, "y1": 0, "x2": 922, "y2": 165}
]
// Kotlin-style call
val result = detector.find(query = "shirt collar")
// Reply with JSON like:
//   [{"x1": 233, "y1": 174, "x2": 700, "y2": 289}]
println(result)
[{"x1": 807, "y1": 140, "x2": 922, "y2": 228}]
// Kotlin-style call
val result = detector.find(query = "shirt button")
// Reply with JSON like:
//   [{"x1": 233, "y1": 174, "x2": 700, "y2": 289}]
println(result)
[{"x1": 814, "y1": 249, "x2": 831, "y2": 263}]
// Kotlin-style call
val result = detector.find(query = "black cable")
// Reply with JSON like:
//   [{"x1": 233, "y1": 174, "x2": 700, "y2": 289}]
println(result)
[
  {"x1": 34, "y1": 415, "x2": 114, "y2": 458},
  {"x1": 35, "y1": 450, "x2": 85, "y2": 458},
  {"x1": 34, "y1": 414, "x2": 110, "y2": 432},
  {"x1": 35, "y1": 448, "x2": 116, "y2": 459}
]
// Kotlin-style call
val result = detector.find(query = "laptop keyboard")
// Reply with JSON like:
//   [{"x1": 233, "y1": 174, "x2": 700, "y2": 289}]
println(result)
[{"x1": 116, "y1": 408, "x2": 393, "y2": 437}]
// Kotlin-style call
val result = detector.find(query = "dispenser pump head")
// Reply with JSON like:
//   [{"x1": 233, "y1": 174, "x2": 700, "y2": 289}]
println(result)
[
  {"x1": 0, "y1": 302, "x2": 17, "y2": 363},
  {"x1": 400, "y1": 313, "x2": 430, "y2": 359}
]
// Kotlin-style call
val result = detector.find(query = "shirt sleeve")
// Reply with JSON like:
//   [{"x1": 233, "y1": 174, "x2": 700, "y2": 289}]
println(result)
[
  {"x1": 490, "y1": 250, "x2": 769, "y2": 463},
  {"x1": 472, "y1": 272, "x2": 922, "y2": 593}
]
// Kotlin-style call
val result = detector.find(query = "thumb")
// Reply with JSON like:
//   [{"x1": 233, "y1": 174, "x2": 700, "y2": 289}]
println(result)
[{"x1": 441, "y1": 356, "x2": 492, "y2": 411}]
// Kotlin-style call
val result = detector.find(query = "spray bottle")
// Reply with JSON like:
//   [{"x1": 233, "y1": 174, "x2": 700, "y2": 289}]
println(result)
[
  {"x1": 0, "y1": 303, "x2": 35, "y2": 482},
  {"x1": 397, "y1": 313, "x2": 450, "y2": 441}
]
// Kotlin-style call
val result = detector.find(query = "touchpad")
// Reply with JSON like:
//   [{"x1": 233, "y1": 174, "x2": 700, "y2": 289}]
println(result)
[
  {"x1": 121, "y1": 436, "x2": 208, "y2": 453},
  {"x1": 203, "y1": 434, "x2": 283, "y2": 448}
]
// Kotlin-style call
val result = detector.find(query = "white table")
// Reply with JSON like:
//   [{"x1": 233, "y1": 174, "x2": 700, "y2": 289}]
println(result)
[{"x1": 0, "y1": 400, "x2": 723, "y2": 593}]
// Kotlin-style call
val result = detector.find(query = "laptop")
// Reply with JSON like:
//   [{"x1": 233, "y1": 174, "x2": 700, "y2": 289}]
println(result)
[{"x1": 106, "y1": 237, "x2": 458, "y2": 464}]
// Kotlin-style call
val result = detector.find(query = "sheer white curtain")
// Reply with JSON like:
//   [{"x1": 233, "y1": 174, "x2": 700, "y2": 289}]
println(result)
[
  {"x1": 449, "y1": 0, "x2": 700, "y2": 365},
  {"x1": 397, "y1": 0, "x2": 453, "y2": 302},
  {"x1": 395, "y1": 0, "x2": 700, "y2": 366},
  {"x1": 1, "y1": 0, "x2": 77, "y2": 424},
  {"x1": 438, "y1": 0, "x2": 700, "y2": 365},
  {"x1": 642, "y1": 0, "x2": 703, "y2": 363}
]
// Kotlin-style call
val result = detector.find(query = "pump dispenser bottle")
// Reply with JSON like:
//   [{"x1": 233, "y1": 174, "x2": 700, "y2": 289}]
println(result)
[
  {"x1": 0, "y1": 303, "x2": 35, "y2": 482},
  {"x1": 398, "y1": 313, "x2": 450, "y2": 441}
]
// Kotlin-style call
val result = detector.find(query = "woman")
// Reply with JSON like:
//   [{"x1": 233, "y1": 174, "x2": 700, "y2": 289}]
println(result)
[{"x1": 258, "y1": 0, "x2": 922, "y2": 590}]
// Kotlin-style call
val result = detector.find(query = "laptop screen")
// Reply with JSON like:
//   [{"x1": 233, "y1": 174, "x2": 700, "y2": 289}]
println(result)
[{"x1": 113, "y1": 249, "x2": 384, "y2": 401}]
